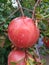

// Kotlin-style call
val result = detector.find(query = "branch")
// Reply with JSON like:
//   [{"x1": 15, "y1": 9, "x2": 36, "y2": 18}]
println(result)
[
  {"x1": 16, "y1": 0, "x2": 24, "y2": 16},
  {"x1": 0, "y1": 29, "x2": 8, "y2": 33},
  {"x1": 22, "y1": 7, "x2": 32, "y2": 13},
  {"x1": 0, "y1": 6, "x2": 33, "y2": 26},
  {"x1": 0, "y1": 0, "x2": 24, "y2": 26},
  {"x1": 32, "y1": 0, "x2": 41, "y2": 20},
  {"x1": 0, "y1": 22, "x2": 5, "y2": 26},
  {"x1": 6, "y1": 8, "x2": 19, "y2": 21},
  {"x1": 0, "y1": 7, "x2": 33, "y2": 26},
  {"x1": 0, "y1": 8, "x2": 19, "y2": 26}
]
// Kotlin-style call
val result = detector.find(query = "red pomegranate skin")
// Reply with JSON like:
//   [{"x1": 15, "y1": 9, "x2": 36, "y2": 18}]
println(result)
[
  {"x1": 8, "y1": 50, "x2": 26, "y2": 65},
  {"x1": 45, "y1": 39, "x2": 49, "y2": 48},
  {"x1": 43, "y1": 37, "x2": 49, "y2": 48},
  {"x1": 8, "y1": 16, "x2": 40, "y2": 48},
  {"x1": 33, "y1": 26, "x2": 40, "y2": 43}
]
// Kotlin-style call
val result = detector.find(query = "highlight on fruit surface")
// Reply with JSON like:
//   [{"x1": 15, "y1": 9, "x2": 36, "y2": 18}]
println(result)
[{"x1": 8, "y1": 16, "x2": 40, "y2": 48}]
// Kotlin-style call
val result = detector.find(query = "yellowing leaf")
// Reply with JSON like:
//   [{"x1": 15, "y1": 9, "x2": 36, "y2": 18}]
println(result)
[
  {"x1": 26, "y1": 60, "x2": 30, "y2": 65},
  {"x1": 28, "y1": 56, "x2": 35, "y2": 62},
  {"x1": 35, "y1": 13, "x2": 43, "y2": 19},
  {"x1": 10, "y1": 61, "x2": 16, "y2": 65}
]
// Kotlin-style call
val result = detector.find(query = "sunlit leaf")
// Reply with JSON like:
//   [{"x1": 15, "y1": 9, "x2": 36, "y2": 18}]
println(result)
[{"x1": 26, "y1": 60, "x2": 30, "y2": 65}]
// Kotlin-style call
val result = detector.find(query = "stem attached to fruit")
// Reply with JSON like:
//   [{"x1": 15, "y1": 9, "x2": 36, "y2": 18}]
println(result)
[{"x1": 16, "y1": 0, "x2": 24, "y2": 16}]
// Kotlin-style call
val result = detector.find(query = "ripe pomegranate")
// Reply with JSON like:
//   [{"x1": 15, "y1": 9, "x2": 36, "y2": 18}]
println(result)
[
  {"x1": 8, "y1": 50, "x2": 42, "y2": 65},
  {"x1": 43, "y1": 37, "x2": 49, "y2": 48},
  {"x1": 8, "y1": 50, "x2": 26, "y2": 65},
  {"x1": 46, "y1": 39, "x2": 49, "y2": 48},
  {"x1": 8, "y1": 16, "x2": 40, "y2": 48},
  {"x1": 42, "y1": 37, "x2": 46, "y2": 44}
]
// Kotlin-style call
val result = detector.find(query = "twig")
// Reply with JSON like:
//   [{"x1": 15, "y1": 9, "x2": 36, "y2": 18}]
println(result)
[
  {"x1": 0, "y1": 29, "x2": 8, "y2": 32},
  {"x1": 16, "y1": 0, "x2": 24, "y2": 16},
  {"x1": 32, "y1": 0, "x2": 41, "y2": 20},
  {"x1": 6, "y1": 8, "x2": 19, "y2": 21},
  {"x1": 35, "y1": 19, "x2": 38, "y2": 27},
  {"x1": 0, "y1": 0, "x2": 24, "y2": 26},
  {"x1": 35, "y1": 44, "x2": 41, "y2": 59},
  {"x1": 0, "y1": 22, "x2": 5, "y2": 26},
  {"x1": 37, "y1": 17, "x2": 49, "y2": 21},
  {"x1": 22, "y1": 7, "x2": 32, "y2": 13},
  {"x1": 0, "y1": 8, "x2": 19, "y2": 26}
]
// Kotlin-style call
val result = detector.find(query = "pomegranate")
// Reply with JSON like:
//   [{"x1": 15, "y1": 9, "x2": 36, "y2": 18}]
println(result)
[
  {"x1": 43, "y1": 37, "x2": 49, "y2": 48},
  {"x1": 8, "y1": 50, "x2": 42, "y2": 65},
  {"x1": 8, "y1": 50, "x2": 26, "y2": 65},
  {"x1": 45, "y1": 39, "x2": 49, "y2": 48},
  {"x1": 42, "y1": 37, "x2": 47, "y2": 44},
  {"x1": 8, "y1": 16, "x2": 40, "y2": 48}
]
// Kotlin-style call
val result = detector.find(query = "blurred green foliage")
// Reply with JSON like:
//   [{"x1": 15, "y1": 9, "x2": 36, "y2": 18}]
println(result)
[
  {"x1": 0, "y1": 46, "x2": 11, "y2": 65},
  {"x1": 0, "y1": 0, "x2": 49, "y2": 65}
]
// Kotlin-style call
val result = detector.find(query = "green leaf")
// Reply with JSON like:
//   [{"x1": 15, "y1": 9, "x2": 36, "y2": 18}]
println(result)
[
  {"x1": 39, "y1": 21, "x2": 46, "y2": 31},
  {"x1": 28, "y1": 57, "x2": 35, "y2": 65},
  {"x1": 41, "y1": 59, "x2": 46, "y2": 65},
  {"x1": 28, "y1": 59, "x2": 35, "y2": 65},
  {"x1": 43, "y1": 0, "x2": 49, "y2": 2},
  {"x1": 4, "y1": 37, "x2": 11, "y2": 48},
  {"x1": 24, "y1": 10, "x2": 32, "y2": 17},
  {"x1": 10, "y1": 62, "x2": 16, "y2": 65},
  {"x1": 0, "y1": 0, "x2": 7, "y2": 3},
  {"x1": 3, "y1": 24, "x2": 8, "y2": 29},
  {"x1": 36, "y1": 13, "x2": 43, "y2": 19}
]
